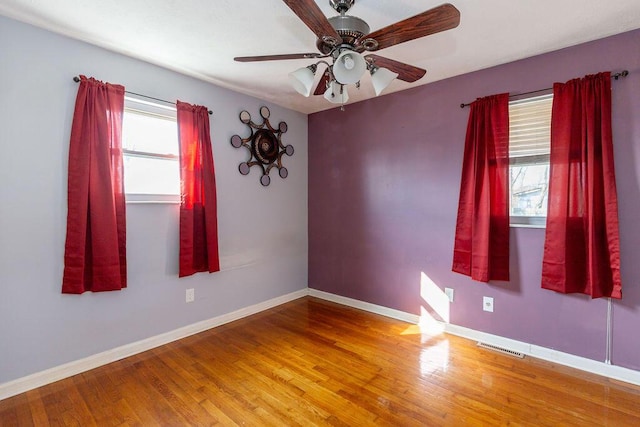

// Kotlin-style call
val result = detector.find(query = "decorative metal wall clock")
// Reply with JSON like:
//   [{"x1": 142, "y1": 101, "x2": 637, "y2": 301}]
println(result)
[{"x1": 230, "y1": 106, "x2": 294, "y2": 186}]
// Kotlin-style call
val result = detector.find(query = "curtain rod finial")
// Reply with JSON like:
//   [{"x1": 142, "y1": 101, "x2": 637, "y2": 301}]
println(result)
[
  {"x1": 613, "y1": 70, "x2": 629, "y2": 80},
  {"x1": 73, "y1": 76, "x2": 80, "y2": 82}
]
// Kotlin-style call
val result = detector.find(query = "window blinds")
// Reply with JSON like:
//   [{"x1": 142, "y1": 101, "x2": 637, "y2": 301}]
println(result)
[{"x1": 509, "y1": 93, "x2": 553, "y2": 158}]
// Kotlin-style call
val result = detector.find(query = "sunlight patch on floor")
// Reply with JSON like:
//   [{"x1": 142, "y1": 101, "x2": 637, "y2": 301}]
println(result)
[
  {"x1": 400, "y1": 272, "x2": 451, "y2": 336},
  {"x1": 400, "y1": 307, "x2": 446, "y2": 336},
  {"x1": 420, "y1": 339, "x2": 450, "y2": 376}
]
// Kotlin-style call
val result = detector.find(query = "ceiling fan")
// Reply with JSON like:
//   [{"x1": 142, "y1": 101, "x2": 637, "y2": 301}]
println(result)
[{"x1": 235, "y1": 0, "x2": 460, "y2": 105}]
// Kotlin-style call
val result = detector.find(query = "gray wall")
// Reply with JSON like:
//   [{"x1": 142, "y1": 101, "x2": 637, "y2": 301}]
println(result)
[{"x1": 0, "y1": 16, "x2": 308, "y2": 384}]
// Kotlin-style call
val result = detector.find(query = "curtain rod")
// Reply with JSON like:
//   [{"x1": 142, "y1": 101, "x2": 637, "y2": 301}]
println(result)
[
  {"x1": 72, "y1": 76, "x2": 213, "y2": 115},
  {"x1": 459, "y1": 70, "x2": 629, "y2": 108}
]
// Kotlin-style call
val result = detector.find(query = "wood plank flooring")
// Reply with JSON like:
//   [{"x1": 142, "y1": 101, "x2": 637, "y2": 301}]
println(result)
[{"x1": 1, "y1": 296, "x2": 639, "y2": 426}]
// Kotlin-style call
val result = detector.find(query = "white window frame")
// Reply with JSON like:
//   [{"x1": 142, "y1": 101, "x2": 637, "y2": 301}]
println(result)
[
  {"x1": 122, "y1": 96, "x2": 180, "y2": 204},
  {"x1": 508, "y1": 93, "x2": 553, "y2": 228}
]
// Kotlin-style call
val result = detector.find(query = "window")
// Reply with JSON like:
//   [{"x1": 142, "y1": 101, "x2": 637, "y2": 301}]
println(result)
[
  {"x1": 508, "y1": 93, "x2": 553, "y2": 227},
  {"x1": 122, "y1": 97, "x2": 180, "y2": 202}
]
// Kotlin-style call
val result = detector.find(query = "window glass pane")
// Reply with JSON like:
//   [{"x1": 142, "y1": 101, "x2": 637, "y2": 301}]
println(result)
[
  {"x1": 123, "y1": 156, "x2": 180, "y2": 195},
  {"x1": 122, "y1": 111, "x2": 178, "y2": 156},
  {"x1": 510, "y1": 164, "x2": 549, "y2": 217}
]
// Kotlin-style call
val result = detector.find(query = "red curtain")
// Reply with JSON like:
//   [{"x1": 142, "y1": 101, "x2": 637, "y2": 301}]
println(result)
[
  {"x1": 62, "y1": 76, "x2": 127, "y2": 293},
  {"x1": 177, "y1": 101, "x2": 220, "y2": 277},
  {"x1": 452, "y1": 93, "x2": 510, "y2": 282},
  {"x1": 541, "y1": 72, "x2": 622, "y2": 299}
]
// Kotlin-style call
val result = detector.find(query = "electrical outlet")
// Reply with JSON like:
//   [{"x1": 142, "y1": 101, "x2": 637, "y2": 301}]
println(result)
[
  {"x1": 444, "y1": 287, "x2": 454, "y2": 303},
  {"x1": 186, "y1": 288, "x2": 195, "y2": 303},
  {"x1": 483, "y1": 296, "x2": 494, "y2": 312}
]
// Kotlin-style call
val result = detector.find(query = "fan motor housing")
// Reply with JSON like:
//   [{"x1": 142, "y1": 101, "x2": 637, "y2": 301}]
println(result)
[{"x1": 317, "y1": 15, "x2": 370, "y2": 54}]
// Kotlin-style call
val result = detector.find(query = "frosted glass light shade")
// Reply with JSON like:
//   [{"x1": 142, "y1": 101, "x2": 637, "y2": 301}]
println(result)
[
  {"x1": 323, "y1": 81, "x2": 349, "y2": 104},
  {"x1": 371, "y1": 67, "x2": 398, "y2": 96},
  {"x1": 333, "y1": 50, "x2": 366, "y2": 85},
  {"x1": 289, "y1": 66, "x2": 316, "y2": 97}
]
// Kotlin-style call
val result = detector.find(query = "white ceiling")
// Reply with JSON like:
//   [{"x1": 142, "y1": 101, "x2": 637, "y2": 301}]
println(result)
[{"x1": 1, "y1": 0, "x2": 639, "y2": 114}]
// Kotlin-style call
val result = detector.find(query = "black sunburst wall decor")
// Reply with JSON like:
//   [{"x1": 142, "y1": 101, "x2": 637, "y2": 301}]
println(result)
[{"x1": 230, "y1": 106, "x2": 294, "y2": 186}]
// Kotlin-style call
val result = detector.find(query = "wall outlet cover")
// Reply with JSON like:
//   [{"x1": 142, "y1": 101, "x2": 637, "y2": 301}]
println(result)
[
  {"x1": 186, "y1": 288, "x2": 195, "y2": 303},
  {"x1": 483, "y1": 296, "x2": 494, "y2": 312},
  {"x1": 444, "y1": 287, "x2": 454, "y2": 303}
]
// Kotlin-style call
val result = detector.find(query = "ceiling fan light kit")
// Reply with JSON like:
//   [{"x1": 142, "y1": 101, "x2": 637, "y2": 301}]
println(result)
[{"x1": 235, "y1": 1, "x2": 460, "y2": 108}]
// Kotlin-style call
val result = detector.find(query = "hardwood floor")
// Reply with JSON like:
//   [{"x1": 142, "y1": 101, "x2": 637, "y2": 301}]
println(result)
[{"x1": 1, "y1": 296, "x2": 639, "y2": 426}]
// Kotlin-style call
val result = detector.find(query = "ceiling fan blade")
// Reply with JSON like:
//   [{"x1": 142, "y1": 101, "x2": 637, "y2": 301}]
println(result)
[
  {"x1": 234, "y1": 53, "x2": 323, "y2": 62},
  {"x1": 365, "y1": 54, "x2": 426, "y2": 82},
  {"x1": 313, "y1": 71, "x2": 332, "y2": 96},
  {"x1": 282, "y1": 0, "x2": 341, "y2": 44},
  {"x1": 364, "y1": 3, "x2": 460, "y2": 51}
]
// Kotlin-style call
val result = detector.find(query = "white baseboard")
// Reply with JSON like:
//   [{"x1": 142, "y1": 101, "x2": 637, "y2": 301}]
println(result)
[
  {"x1": 0, "y1": 289, "x2": 307, "y2": 401},
  {"x1": 443, "y1": 323, "x2": 640, "y2": 386},
  {"x1": 310, "y1": 289, "x2": 640, "y2": 387},
  {"x1": 307, "y1": 289, "x2": 420, "y2": 324}
]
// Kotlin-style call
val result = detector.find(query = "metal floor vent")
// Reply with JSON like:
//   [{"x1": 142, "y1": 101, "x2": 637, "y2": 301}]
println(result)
[{"x1": 477, "y1": 342, "x2": 525, "y2": 358}]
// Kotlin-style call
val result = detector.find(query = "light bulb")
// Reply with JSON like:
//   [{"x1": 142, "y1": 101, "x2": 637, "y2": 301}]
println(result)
[{"x1": 343, "y1": 55, "x2": 355, "y2": 70}]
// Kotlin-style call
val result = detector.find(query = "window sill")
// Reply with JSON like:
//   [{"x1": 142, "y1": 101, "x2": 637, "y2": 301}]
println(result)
[
  {"x1": 126, "y1": 194, "x2": 180, "y2": 204},
  {"x1": 510, "y1": 223, "x2": 545, "y2": 229},
  {"x1": 510, "y1": 216, "x2": 546, "y2": 229},
  {"x1": 126, "y1": 200, "x2": 180, "y2": 205}
]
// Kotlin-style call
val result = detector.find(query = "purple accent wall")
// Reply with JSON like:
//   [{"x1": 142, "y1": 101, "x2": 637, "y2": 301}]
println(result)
[{"x1": 309, "y1": 30, "x2": 640, "y2": 371}]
